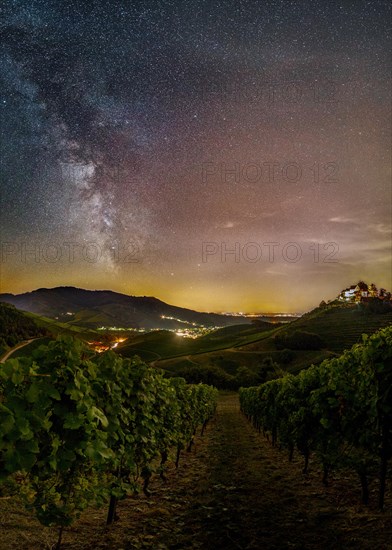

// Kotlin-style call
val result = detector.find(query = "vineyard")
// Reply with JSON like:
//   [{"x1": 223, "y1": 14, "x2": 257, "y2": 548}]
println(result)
[
  {"x1": 0, "y1": 337, "x2": 218, "y2": 549},
  {"x1": 1, "y1": 327, "x2": 392, "y2": 549},
  {"x1": 240, "y1": 325, "x2": 392, "y2": 510}
]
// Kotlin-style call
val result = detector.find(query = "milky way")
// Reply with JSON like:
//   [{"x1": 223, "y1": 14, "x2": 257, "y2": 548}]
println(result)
[{"x1": 1, "y1": 0, "x2": 391, "y2": 312}]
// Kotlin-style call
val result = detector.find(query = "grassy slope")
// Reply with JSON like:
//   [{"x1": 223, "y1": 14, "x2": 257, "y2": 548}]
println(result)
[
  {"x1": 11, "y1": 302, "x2": 392, "y2": 372},
  {"x1": 9, "y1": 337, "x2": 53, "y2": 358},
  {"x1": 22, "y1": 311, "x2": 100, "y2": 341},
  {"x1": 116, "y1": 322, "x2": 279, "y2": 361},
  {"x1": 1, "y1": 312, "x2": 101, "y2": 360},
  {"x1": 286, "y1": 303, "x2": 392, "y2": 352},
  {"x1": 136, "y1": 303, "x2": 392, "y2": 375}
]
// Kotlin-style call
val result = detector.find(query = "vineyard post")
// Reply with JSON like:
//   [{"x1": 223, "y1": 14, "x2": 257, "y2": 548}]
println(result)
[
  {"x1": 160, "y1": 450, "x2": 168, "y2": 480},
  {"x1": 378, "y1": 417, "x2": 389, "y2": 510},
  {"x1": 107, "y1": 495, "x2": 118, "y2": 525},
  {"x1": 175, "y1": 446, "x2": 181, "y2": 468},
  {"x1": 56, "y1": 526, "x2": 64, "y2": 550},
  {"x1": 201, "y1": 419, "x2": 208, "y2": 436},
  {"x1": 359, "y1": 471, "x2": 369, "y2": 506},
  {"x1": 302, "y1": 448, "x2": 310, "y2": 474}
]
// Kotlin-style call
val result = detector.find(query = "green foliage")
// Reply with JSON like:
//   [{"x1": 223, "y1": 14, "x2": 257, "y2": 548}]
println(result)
[
  {"x1": 234, "y1": 366, "x2": 259, "y2": 388},
  {"x1": 169, "y1": 363, "x2": 235, "y2": 389},
  {"x1": 257, "y1": 356, "x2": 282, "y2": 382},
  {"x1": 118, "y1": 322, "x2": 277, "y2": 361},
  {"x1": 274, "y1": 330, "x2": 325, "y2": 350},
  {"x1": 0, "y1": 337, "x2": 218, "y2": 532},
  {"x1": 0, "y1": 302, "x2": 47, "y2": 350},
  {"x1": 240, "y1": 326, "x2": 392, "y2": 507},
  {"x1": 167, "y1": 355, "x2": 284, "y2": 389},
  {"x1": 358, "y1": 298, "x2": 392, "y2": 315},
  {"x1": 276, "y1": 348, "x2": 295, "y2": 364}
]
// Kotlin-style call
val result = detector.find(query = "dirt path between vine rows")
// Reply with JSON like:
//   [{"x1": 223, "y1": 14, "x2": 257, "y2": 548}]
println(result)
[{"x1": 1, "y1": 393, "x2": 391, "y2": 549}]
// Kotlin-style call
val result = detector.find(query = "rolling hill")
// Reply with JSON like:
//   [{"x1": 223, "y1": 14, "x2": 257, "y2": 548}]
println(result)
[
  {"x1": 0, "y1": 286, "x2": 254, "y2": 330},
  {"x1": 0, "y1": 302, "x2": 47, "y2": 355},
  {"x1": 2, "y1": 291, "x2": 391, "y2": 384},
  {"x1": 117, "y1": 320, "x2": 277, "y2": 361},
  {"x1": 145, "y1": 301, "x2": 392, "y2": 379},
  {"x1": 0, "y1": 304, "x2": 102, "y2": 360}
]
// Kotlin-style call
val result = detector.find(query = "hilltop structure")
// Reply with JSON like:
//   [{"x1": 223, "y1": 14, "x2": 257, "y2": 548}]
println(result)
[{"x1": 338, "y1": 281, "x2": 391, "y2": 303}]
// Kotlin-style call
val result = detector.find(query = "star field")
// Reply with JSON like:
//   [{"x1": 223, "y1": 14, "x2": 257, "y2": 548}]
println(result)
[{"x1": 1, "y1": 0, "x2": 391, "y2": 312}]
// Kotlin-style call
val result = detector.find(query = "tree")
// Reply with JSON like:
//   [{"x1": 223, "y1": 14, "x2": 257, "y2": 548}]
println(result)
[{"x1": 235, "y1": 366, "x2": 259, "y2": 388}]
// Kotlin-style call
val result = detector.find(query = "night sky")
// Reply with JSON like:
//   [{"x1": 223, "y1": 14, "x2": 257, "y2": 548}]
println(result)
[{"x1": 1, "y1": 0, "x2": 391, "y2": 313}]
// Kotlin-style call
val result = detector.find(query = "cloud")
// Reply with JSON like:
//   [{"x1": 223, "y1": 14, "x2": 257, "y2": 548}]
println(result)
[
  {"x1": 215, "y1": 221, "x2": 239, "y2": 229},
  {"x1": 264, "y1": 268, "x2": 287, "y2": 276},
  {"x1": 367, "y1": 222, "x2": 392, "y2": 235},
  {"x1": 329, "y1": 216, "x2": 358, "y2": 224}
]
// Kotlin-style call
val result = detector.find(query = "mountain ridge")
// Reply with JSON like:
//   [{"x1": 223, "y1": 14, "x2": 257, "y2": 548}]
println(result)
[{"x1": 0, "y1": 286, "x2": 255, "y2": 330}]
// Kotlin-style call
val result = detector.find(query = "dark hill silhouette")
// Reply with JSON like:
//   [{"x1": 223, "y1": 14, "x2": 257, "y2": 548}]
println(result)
[{"x1": 0, "y1": 287, "x2": 253, "y2": 330}]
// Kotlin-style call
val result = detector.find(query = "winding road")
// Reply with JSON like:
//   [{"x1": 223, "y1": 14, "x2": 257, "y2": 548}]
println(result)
[{"x1": 0, "y1": 339, "x2": 38, "y2": 363}]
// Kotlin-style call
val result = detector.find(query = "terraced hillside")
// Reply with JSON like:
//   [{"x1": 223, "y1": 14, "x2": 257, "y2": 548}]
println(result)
[
  {"x1": 4, "y1": 301, "x2": 391, "y2": 377},
  {"x1": 146, "y1": 302, "x2": 392, "y2": 379},
  {"x1": 22, "y1": 311, "x2": 101, "y2": 341},
  {"x1": 0, "y1": 307, "x2": 101, "y2": 361},
  {"x1": 243, "y1": 302, "x2": 392, "y2": 354},
  {"x1": 0, "y1": 303, "x2": 47, "y2": 356}
]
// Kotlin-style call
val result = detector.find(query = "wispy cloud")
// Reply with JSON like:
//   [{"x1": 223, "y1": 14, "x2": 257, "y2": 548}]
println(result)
[
  {"x1": 329, "y1": 216, "x2": 358, "y2": 224},
  {"x1": 215, "y1": 221, "x2": 238, "y2": 229},
  {"x1": 264, "y1": 268, "x2": 287, "y2": 276},
  {"x1": 367, "y1": 222, "x2": 392, "y2": 235}
]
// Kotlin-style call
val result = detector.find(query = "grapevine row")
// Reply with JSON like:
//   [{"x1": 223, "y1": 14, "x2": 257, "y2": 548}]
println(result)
[
  {"x1": 240, "y1": 325, "x2": 392, "y2": 508},
  {"x1": 0, "y1": 336, "x2": 218, "y2": 547}
]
